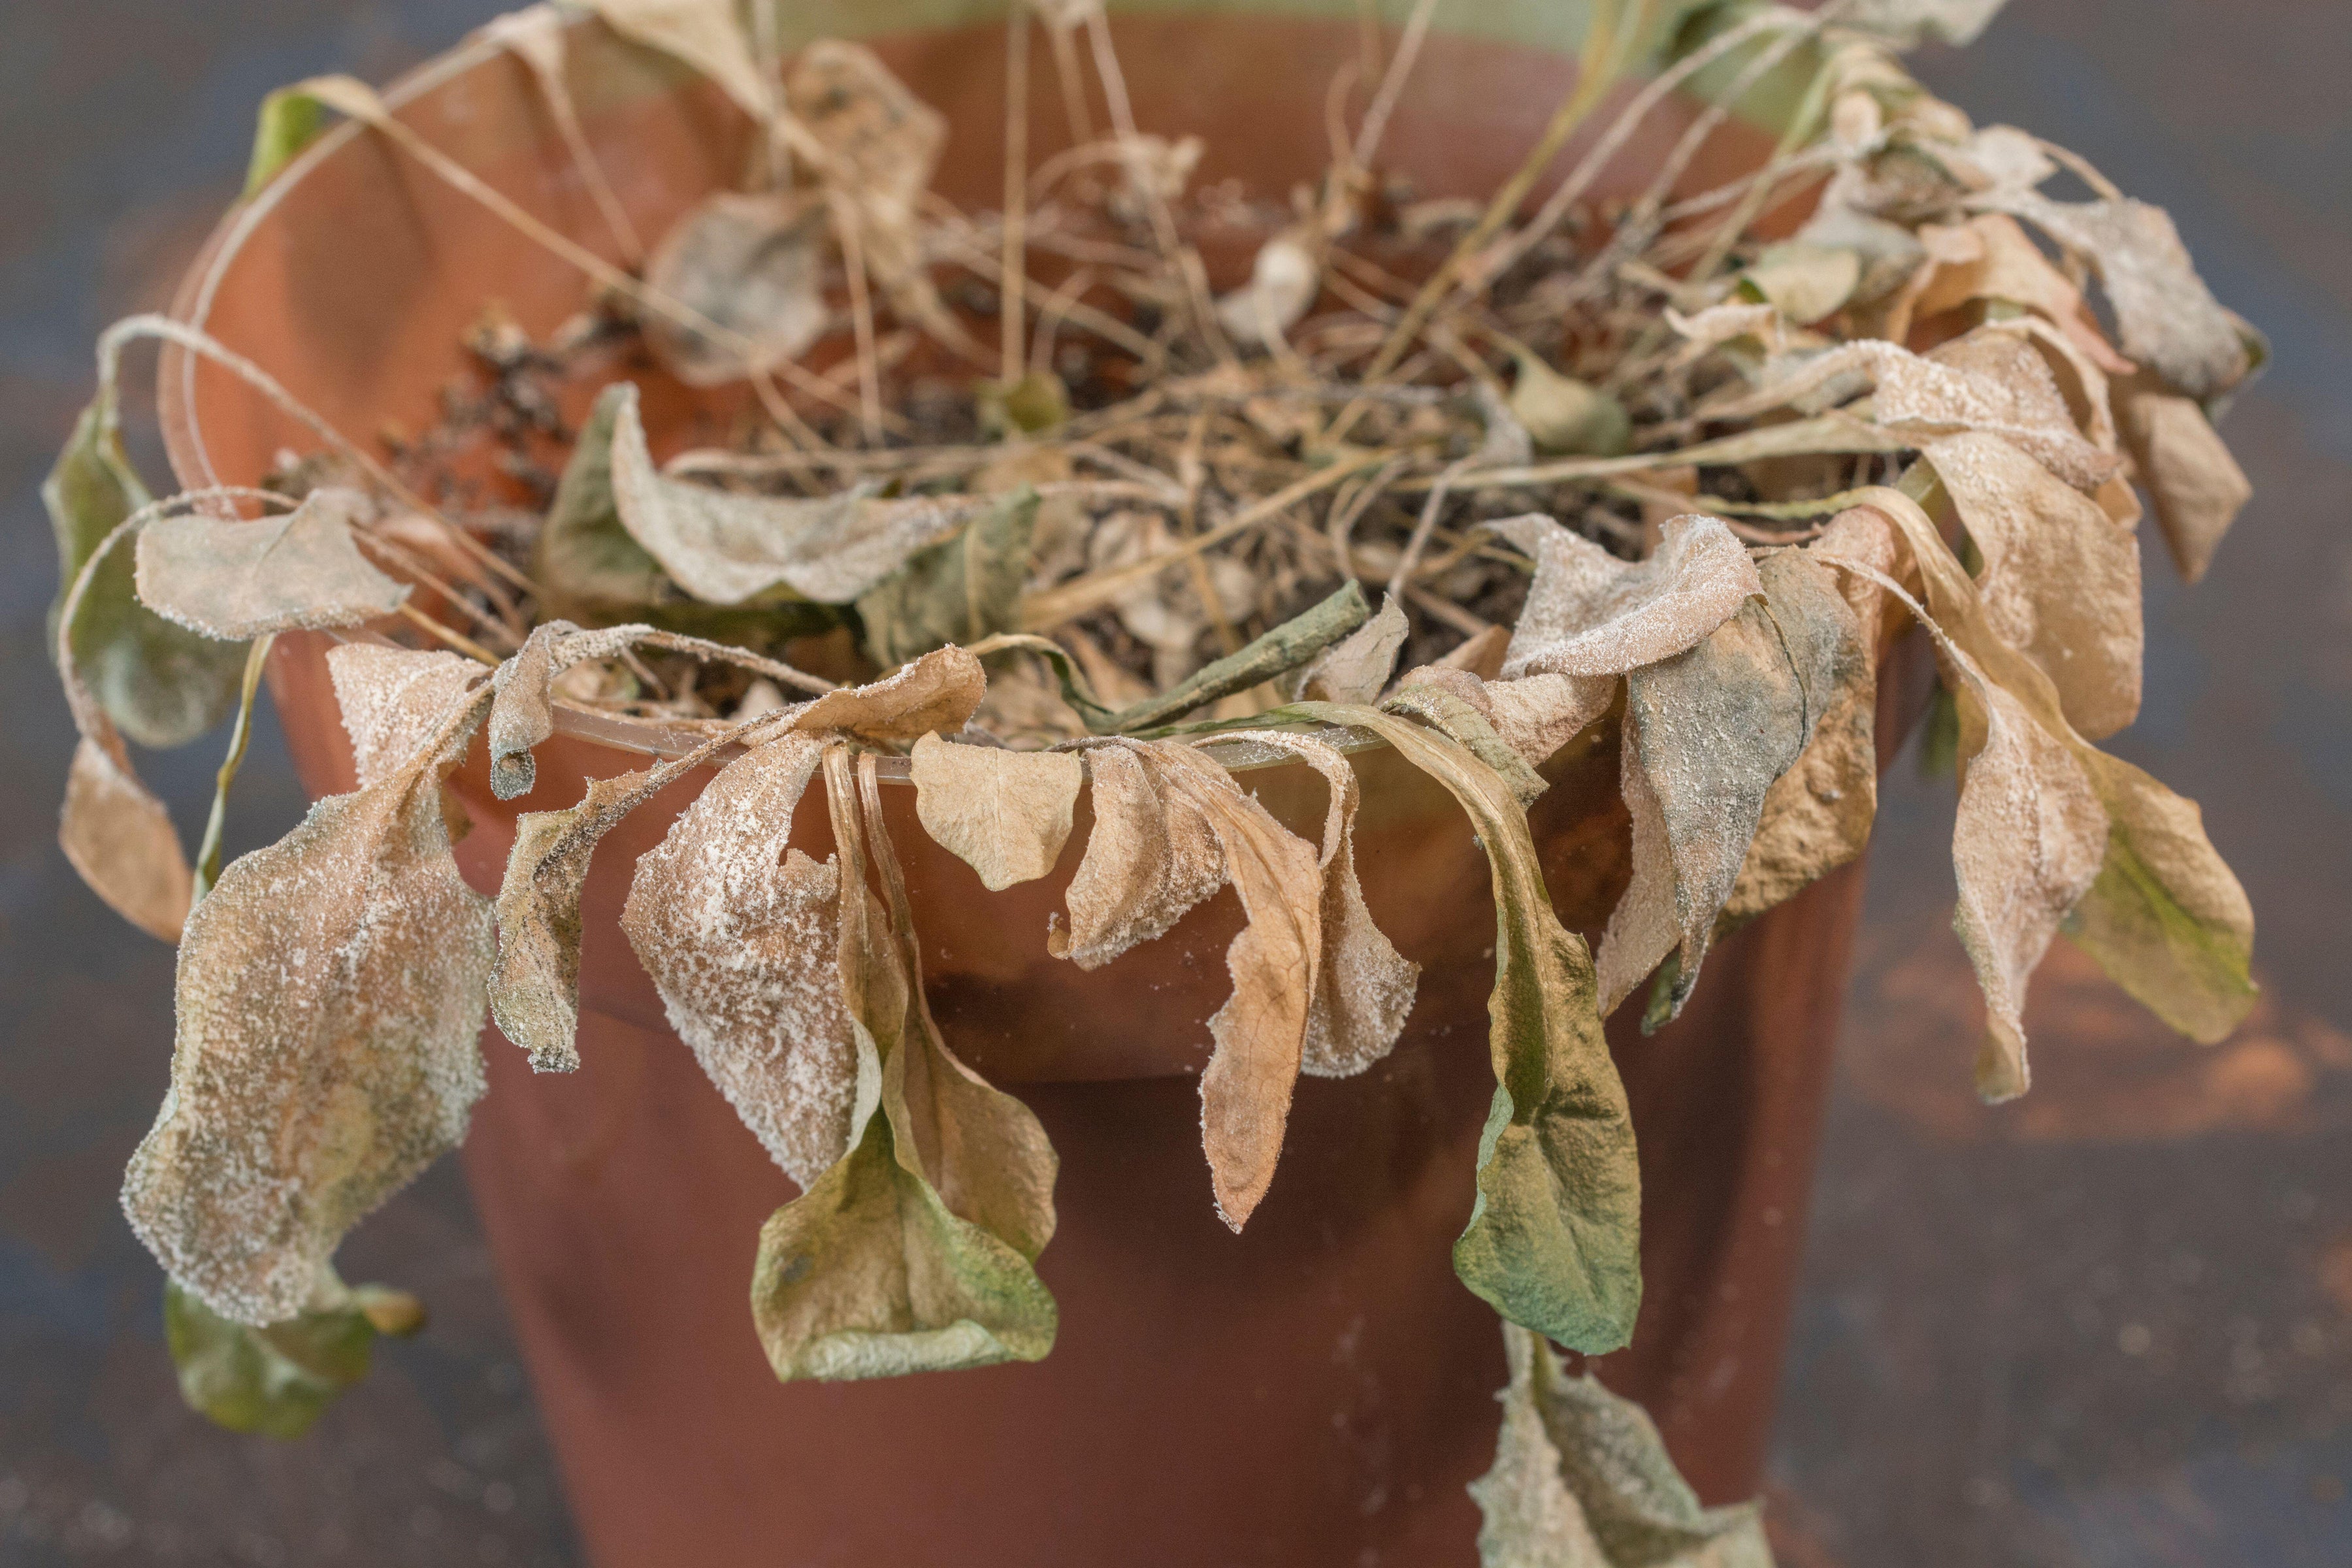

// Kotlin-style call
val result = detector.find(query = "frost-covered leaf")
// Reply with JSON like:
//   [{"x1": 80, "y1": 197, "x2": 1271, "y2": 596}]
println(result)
[
  {"x1": 622, "y1": 732, "x2": 855, "y2": 1181},
  {"x1": 61, "y1": 735, "x2": 191, "y2": 943},
  {"x1": 1890, "y1": 214, "x2": 2132, "y2": 376},
  {"x1": 1470, "y1": 1320, "x2": 1774, "y2": 1568},
  {"x1": 604, "y1": 382, "x2": 971, "y2": 607},
  {"x1": 751, "y1": 749, "x2": 1056, "y2": 1380},
  {"x1": 46, "y1": 384, "x2": 246, "y2": 750},
  {"x1": 2117, "y1": 378, "x2": 2251, "y2": 585},
  {"x1": 163, "y1": 1277, "x2": 419, "y2": 1439},
  {"x1": 124, "y1": 681, "x2": 493, "y2": 1325},
  {"x1": 909, "y1": 735, "x2": 1083, "y2": 892},
  {"x1": 1049, "y1": 742, "x2": 1225, "y2": 970},
  {"x1": 1114, "y1": 580, "x2": 1369, "y2": 732},
  {"x1": 794, "y1": 644, "x2": 987, "y2": 742},
  {"x1": 1924, "y1": 432, "x2": 2141, "y2": 740},
  {"x1": 642, "y1": 191, "x2": 828, "y2": 387},
  {"x1": 327, "y1": 645, "x2": 481, "y2": 788},
  {"x1": 134, "y1": 488, "x2": 409, "y2": 640},
  {"x1": 483, "y1": 619, "x2": 657, "y2": 800},
  {"x1": 856, "y1": 489, "x2": 1039, "y2": 667},
  {"x1": 1494, "y1": 514, "x2": 1760, "y2": 681},
  {"x1": 1599, "y1": 553, "x2": 1850, "y2": 1024},
  {"x1": 1509, "y1": 355, "x2": 1633, "y2": 459},
  {"x1": 1736, "y1": 241, "x2": 1861, "y2": 325},
  {"x1": 1296, "y1": 594, "x2": 1410, "y2": 704},
  {"x1": 1987, "y1": 191, "x2": 2255, "y2": 402},
  {"x1": 1302, "y1": 707, "x2": 1639, "y2": 1354},
  {"x1": 1209, "y1": 733, "x2": 1420, "y2": 1079},
  {"x1": 1385, "y1": 672, "x2": 1554, "y2": 809}
]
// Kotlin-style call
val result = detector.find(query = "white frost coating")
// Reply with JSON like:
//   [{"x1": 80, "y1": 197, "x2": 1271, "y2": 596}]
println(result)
[
  {"x1": 327, "y1": 643, "x2": 482, "y2": 787},
  {"x1": 623, "y1": 733, "x2": 859, "y2": 1186},
  {"x1": 1493, "y1": 514, "x2": 1761, "y2": 681},
  {"x1": 1051, "y1": 742, "x2": 1226, "y2": 969}
]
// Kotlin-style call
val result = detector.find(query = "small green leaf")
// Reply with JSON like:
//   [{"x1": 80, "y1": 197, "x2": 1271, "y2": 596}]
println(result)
[
  {"x1": 857, "y1": 487, "x2": 1041, "y2": 667},
  {"x1": 46, "y1": 385, "x2": 247, "y2": 750},
  {"x1": 978, "y1": 372, "x2": 1071, "y2": 437},
  {"x1": 1115, "y1": 580, "x2": 1370, "y2": 733},
  {"x1": 163, "y1": 1279, "x2": 421, "y2": 1439},
  {"x1": 1299, "y1": 706, "x2": 1641, "y2": 1354},
  {"x1": 246, "y1": 86, "x2": 329, "y2": 198}
]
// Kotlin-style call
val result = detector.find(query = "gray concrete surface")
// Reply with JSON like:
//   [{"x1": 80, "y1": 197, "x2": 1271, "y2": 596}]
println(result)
[{"x1": 1, "y1": 2, "x2": 2344, "y2": 1563}]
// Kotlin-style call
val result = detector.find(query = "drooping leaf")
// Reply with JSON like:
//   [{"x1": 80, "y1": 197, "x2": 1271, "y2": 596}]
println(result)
[
  {"x1": 1599, "y1": 551, "x2": 1851, "y2": 1024},
  {"x1": 855, "y1": 488, "x2": 1040, "y2": 667},
  {"x1": 1923, "y1": 432, "x2": 2141, "y2": 740},
  {"x1": 1296, "y1": 593, "x2": 1411, "y2": 704},
  {"x1": 61, "y1": 735, "x2": 192, "y2": 943},
  {"x1": 327, "y1": 645, "x2": 482, "y2": 787},
  {"x1": 1493, "y1": 514, "x2": 1760, "y2": 681},
  {"x1": 1048, "y1": 742, "x2": 1226, "y2": 970},
  {"x1": 642, "y1": 191, "x2": 829, "y2": 387},
  {"x1": 750, "y1": 749, "x2": 1057, "y2": 1380},
  {"x1": 1209, "y1": 732, "x2": 1421, "y2": 1079},
  {"x1": 2115, "y1": 376, "x2": 2251, "y2": 585},
  {"x1": 909, "y1": 734, "x2": 1084, "y2": 892},
  {"x1": 124, "y1": 679, "x2": 494, "y2": 1325},
  {"x1": 1383, "y1": 672, "x2": 1554, "y2": 808},
  {"x1": 134, "y1": 487, "x2": 410, "y2": 640},
  {"x1": 1987, "y1": 191, "x2": 2256, "y2": 402},
  {"x1": 581, "y1": 0, "x2": 773, "y2": 123},
  {"x1": 604, "y1": 381, "x2": 972, "y2": 608},
  {"x1": 485, "y1": 619, "x2": 635, "y2": 800},
  {"x1": 163, "y1": 1277, "x2": 421, "y2": 1439},
  {"x1": 1887, "y1": 213, "x2": 2132, "y2": 376},
  {"x1": 1470, "y1": 1320, "x2": 1774, "y2": 1568},
  {"x1": 1301, "y1": 706, "x2": 1639, "y2": 1354},
  {"x1": 46, "y1": 385, "x2": 247, "y2": 750},
  {"x1": 622, "y1": 732, "x2": 855, "y2": 1179}
]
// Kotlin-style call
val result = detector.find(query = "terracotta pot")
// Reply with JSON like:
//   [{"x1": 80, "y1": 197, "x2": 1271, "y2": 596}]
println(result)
[{"x1": 159, "y1": 7, "x2": 1917, "y2": 1563}]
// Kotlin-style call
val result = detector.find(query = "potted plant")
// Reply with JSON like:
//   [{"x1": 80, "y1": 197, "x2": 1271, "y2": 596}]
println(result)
[{"x1": 45, "y1": 0, "x2": 2261, "y2": 1561}]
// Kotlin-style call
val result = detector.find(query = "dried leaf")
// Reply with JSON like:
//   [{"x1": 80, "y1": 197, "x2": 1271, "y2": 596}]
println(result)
[
  {"x1": 1210, "y1": 733, "x2": 1420, "y2": 1079},
  {"x1": 2117, "y1": 377, "x2": 2251, "y2": 585},
  {"x1": 1845, "y1": 0, "x2": 2012, "y2": 48},
  {"x1": 583, "y1": 0, "x2": 771, "y2": 123},
  {"x1": 46, "y1": 384, "x2": 246, "y2": 749},
  {"x1": 535, "y1": 382, "x2": 670, "y2": 617},
  {"x1": 124, "y1": 683, "x2": 493, "y2": 1324},
  {"x1": 327, "y1": 645, "x2": 482, "y2": 788},
  {"x1": 1736, "y1": 240, "x2": 1861, "y2": 325},
  {"x1": 1988, "y1": 191, "x2": 2255, "y2": 402},
  {"x1": 1384, "y1": 672, "x2": 1554, "y2": 808},
  {"x1": 856, "y1": 489, "x2": 1040, "y2": 667},
  {"x1": 1302, "y1": 706, "x2": 1639, "y2": 1354},
  {"x1": 133, "y1": 488, "x2": 410, "y2": 640},
  {"x1": 1923, "y1": 432, "x2": 2142, "y2": 740},
  {"x1": 909, "y1": 735, "x2": 1083, "y2": 892},
  {"x1": 1471, "y1": 1321, "x2": 1774, "y2": 1568},
  {"x1": 792, "y1": 644, "x2": 987, "y2": 742},
  {"x1": 1599, "y1": 562, "x2": 1831, "y2": 1023},
  {"x1": 606, "y1": 382, "x2": 973, "y2": 607},
  {"x1": 61, "y1": 735, "x2": 191, "y2": 943},
  {"x1": 1296, "y1": 593, "x2": 1410, "y2": 704},
  {"x1": 163, "y1": 1277, "x2": 420, "y2": 1439},
  {"x1": 642, "y1": 191, "x2": 828, "y2": 387},
  {"x1": 750, "y1": 749, "x2": 1056, "y2": 1380},
  {"x1": 1889, "y1": 214, "x2": 2132, "y2": 375},
  {"x1": 622, "y1": 732, "x2": 855, "y2": 1180},
  {"x1": 1509, "y1": 353, "x2": 1633, "y2": 458},
  {"x1": 485, "y1": 619, "x2": 640, "y2": 800},
  {"x1": 1217, "y1": 227, "x2": 1322, "y2": 348},
  {"x1": 1494, "y1": 514, "x2": 1761, "y2": 681},
  {"x1": 1049, "y1": 743, "x2": 1225, "y2": 969},
  {"x1": 784, "y1": 41, "x2": 947, "y2": 312}
]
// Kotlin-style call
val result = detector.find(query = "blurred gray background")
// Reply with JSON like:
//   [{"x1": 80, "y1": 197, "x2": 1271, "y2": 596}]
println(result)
[{"x1": 1, "y1": 2, "x2": 2345, "y2": 1563}]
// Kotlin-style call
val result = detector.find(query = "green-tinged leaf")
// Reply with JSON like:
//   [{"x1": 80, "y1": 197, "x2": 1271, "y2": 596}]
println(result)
[
  {"x1": 246, "y1": 85, "x2": 330, "y2": 197},
  {"x1": 1300, "y1": 706, "x2": 1639, "y2": 1354},
  {"x1": 1382, "y1": 678, "x2": 1551, "y2": 809},
  {"x1": 164, "y1": 1279, "x2": 387, "y2": 1439},
  {"x1": 123, "y1": 681, "x2": 493, "y2": 1326},
  {"x1": 135, "y1": 487, "x2": 410, "y2": 640},
  {"x1": 910, "y1": 735, "x2": 1083, "y2": 892},
  {"x1": 1735, "y1": 240, "x2": 1861, "y2": 325},
  {"x1": 963, "y1": 632, "x2": 1121, "y2": 731},
  {"x1": 857, "y1": 488, "x2": 1040, "y2": 667},
  {"x1": 191, "y1": 636, "x2": 277, "y2": 906},
  {"x1": 750, "y1": 749, "x2": 1058, "y2": 1380},
  {"x1": 1115, "y1": 580, "x2": 1370, "y2": 733},
  {"x1": 1600, "y1": 548, "x2": 1858, "y2": 1025},
  {"x1": 46, "y1": 387, "x2": 247, "y2": 749},
  {"x1": 1508, "y1": 355, "x2": 1631, "y2": 458},
  {"x1": 1471, "y1": 1320, "x2": 1774, "y2": 1568},
  {"x1": 979, "y1": 372, "x2": 1071, "y2": 437}
]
